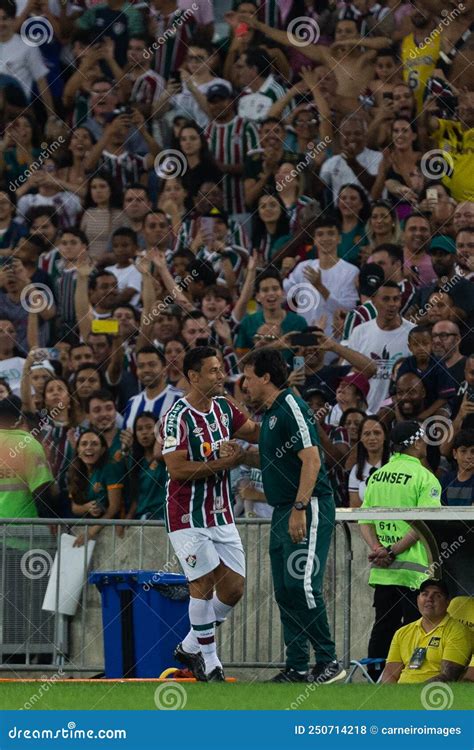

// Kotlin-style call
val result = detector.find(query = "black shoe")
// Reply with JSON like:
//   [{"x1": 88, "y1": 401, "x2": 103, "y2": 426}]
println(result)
[
  {"x1": 311, "y1": 660, "x2": 346, "y2": 684},
  {"x1": 268, "y1": 668, "x2": 313, "y2": 683},
  {"x1": 207, "y1": 666, "x2": 226, "y2": 682},
  {"x1": 174, "y1": 642, "x2": 207, "y2": 682}
]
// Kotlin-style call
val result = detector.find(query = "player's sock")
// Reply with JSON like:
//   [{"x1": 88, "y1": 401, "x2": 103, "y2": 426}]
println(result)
[
  {"x1": 189, "y1": 597, "x2": 221, "y2": 674},
  {"x1": 181, "y1": 628, "x2": 200, "y2": 654},
  {"x1": 212, "y1": 593, "x2": 233, "y2": 625}
]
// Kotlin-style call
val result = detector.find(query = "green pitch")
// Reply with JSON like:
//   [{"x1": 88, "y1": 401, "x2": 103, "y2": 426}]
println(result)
[{"x1": 0, "y1": 682, "x2": 472, "y2": 711}]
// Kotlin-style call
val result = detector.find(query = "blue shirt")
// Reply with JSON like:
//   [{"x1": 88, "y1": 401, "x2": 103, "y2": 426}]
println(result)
[
  {"x1": 441, "y1": 470, "x2": 474, "y2": 506},
  {"x1": 123, "y1": 384, "x2": 182, "y2": 430}
]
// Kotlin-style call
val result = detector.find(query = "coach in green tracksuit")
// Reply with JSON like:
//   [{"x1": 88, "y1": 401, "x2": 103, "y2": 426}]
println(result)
[
  {"x1": 242, "y1": 349, "x2": 345, "y2": 684},
  {"x1": 360, "y1": 420, "x2": 442, "y2": 680}
]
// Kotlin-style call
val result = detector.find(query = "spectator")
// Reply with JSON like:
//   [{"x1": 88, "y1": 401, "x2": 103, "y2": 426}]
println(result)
[
  {"x1": 368, "y1": 243, "x2": 416, "y2": 314},
  {"x1": 71, "y1": 365, "x2": 104, "y2": 424},
  {"x1": 105, "y1": 228, "x2": 142, "y2": 306},
  {"x1": 431, "y1": 321, "x2": 466, "y2": 392},
  {"x1": 0, "y1": 190, "x2": 26, "y2": 250},
  {"x1": 360, "y1": 421, "x2": 442, "y2": 679},
  {"x1": 335, "y1": 183, "x2": 371, "y2": 265},
  {"x1": 177, "y1": 121, "x2": 222, "y2": 200},
  {"x1": 122, "y1": 346, "x2": 181, "y2": 429},
  {"x1": 237, "y1": 47, "x2": 287, "y2": 123},
  {"x1": 252, "y1": 190, "x2": 291, "y2": 264},
  {"x1": 80, "y1": 172, "x2": 128, "y2": 260},
  {"x1": 382, "y1": 579, "x2": 471, "y2": 684},
  {"x1": 235, "y1": 268, "x2": 307, "y2": 360},
  {"x1": 402, "y1": 212, "x2": 436, "y2": 288},
  {"x1": 126, "y1": 412, "x2": 167, "y2": 520},
  {"x1": 441, "y1": 430, "x2": 474, "y2": 507},
  {"x1": 325, "y1": 373, "x2": 370, "y2": 427},
  {"x1": 365, "y1": 202, "x2": 402, "y2": 256},
  {"x1": 0, "y1": 396, "x2": 54, "y2": 518},
  {"x1": 283, "y1": 214, "x2": 359, "y2": 335},
  {"x1": 320, "y1": 115, "x2": 383, "y2": 204},
  {"x1": 0, "y1": 317, "x2": 25, "y2": 394},
  {"x1": 75, "y1": 0, "x2": 144, "y2": 67},
  {"x1": 68, "y1": 429, "x2": 122, "y2": 547},
  {"x1": 397, "y1": 326, "x2": 455, "y2": 415},
  {"x1": 348, "y1": 416, "x2": 390, "y2": 507}
]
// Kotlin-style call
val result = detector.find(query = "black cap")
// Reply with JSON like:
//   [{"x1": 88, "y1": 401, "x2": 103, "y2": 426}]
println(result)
[
  {"x1": 419, "y1": 579, "x2": 450, "y2": 597},
  {"x1": 0, "y1": 396, "x2": 23, "y2": 423},
  {"x1": 206, "y1": 83, "x2": 232, "y2": 102},
  {"x1": 359, "y1": 263, "x2": 385, "y2": 297},
  {"x1": 391, "y1": 420, "x2": 425, "y2": 448}
]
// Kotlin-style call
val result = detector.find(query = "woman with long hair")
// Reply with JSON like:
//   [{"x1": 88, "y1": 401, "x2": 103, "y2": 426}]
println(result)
[
  {"x1": 371, "y1": 118, "x2": 422, "y2": 220},
  {"x1": 55, "y1": 127, "x2": 95, "y2": 199},
  {"x1": 325, "y1": 406, "x2": 366, "y2": 507},
  {"x1": 274, "y1": 162, "x2": 314, "y2": 234},
  {"x1": 163, "y1": 337, "x2": 187, "y2": 389},
  {"x1": 68, "y1": 429, "x2": 121, "y2": 546},
  {"x1": 40, "y1": 377, "x2": 79, "y2": 517},
  {"x1": 0, "y1": 114, "x2": 41, "y2": 195},
  {"x1": 335, "y1": 183, "x2": 371, "y2": 266},
  {"x1": 365, "y1": 200, "x2": 402, "y2": 258},
  {"x1": 251, "y1": 190, "x2": 291, "y2": 264},
  {"x1": 157, "y1": 177, "x2": 189, "y2": 236},
  {"x1": 178, "y1": 122, "x2": 222, "y2": 198},
  {"x1": 80, "y1": 171, "x2": 127, "y2": 259},
  {"x1": 71, "y1": 365, "x2": 105, "y2": 425},
  {"x1": 348, "y1": 416, "x2": 390, "y2": 507},
  {"x1": 125, "y1": 412, "x2": 168, "y2": 521}
]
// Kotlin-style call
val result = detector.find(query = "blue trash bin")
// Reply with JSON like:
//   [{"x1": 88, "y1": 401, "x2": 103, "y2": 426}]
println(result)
[{"x1": 89, "y1": 570, "x2": 190, "y2": 678}]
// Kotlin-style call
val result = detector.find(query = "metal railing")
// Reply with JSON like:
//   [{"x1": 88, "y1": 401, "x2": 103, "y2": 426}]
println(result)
[{"x1": 0, "y1": 510, "x2": 472, "y2": 675}]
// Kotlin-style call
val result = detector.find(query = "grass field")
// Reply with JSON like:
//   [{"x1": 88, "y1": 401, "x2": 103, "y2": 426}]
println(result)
[{"x1": 0, "y1": 681, "x2": 471, "y2": 711}]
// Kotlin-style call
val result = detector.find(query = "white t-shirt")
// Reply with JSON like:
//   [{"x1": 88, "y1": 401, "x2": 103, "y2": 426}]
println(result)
[
  {"x1": 342, "y1": 318, "x2": 414, "y2": 412},
  {"x1": 348, "y1": 459, "x2": 382, "y2": 503},
  {"x1": 283, "y1": 258, "x2": 359, "y2": 331},
  {"x1": 320, "y1": 148, "x2": 383, "y2": 203},
  {"x1": 16, "y1": 192, "x2": 82, "y2": 229},
  {"x1": 0, "y1": 356, "x2": 25, "y2": 395},
  {"x1": 0, "y1": 34, "x2": 48, "y2": 99},
  {"x1": 105, "y1": 264, "x2": 142, "y2": 308}
]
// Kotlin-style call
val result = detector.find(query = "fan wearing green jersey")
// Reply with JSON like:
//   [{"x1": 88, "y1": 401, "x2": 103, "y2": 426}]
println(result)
[
  {"x1": 360, "y1": 420, "x2": 442, "y2": 680},
  {"x1": 162, "y1": 346, "x2": 260, "y2": 682},
  {"x1": 242, "y1": 348, "x2": 346, "y2": 685}
]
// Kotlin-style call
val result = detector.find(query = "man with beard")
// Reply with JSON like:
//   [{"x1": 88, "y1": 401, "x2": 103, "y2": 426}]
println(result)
[
  {"x1": 401, "y1": 2, "x2": 441, "y2": 112},
  {"x1": 123, "y1": 346, "x2": 181, "y2": 430},
  {"x1": 87, "y1": 390, "x2": 129, "y2": 507},
  {"x1": 242, "y1": 348, "x2": 345, "y2": 684},
  {"x1": 162, "y1": 347, "x2": 259, "y2": 681}
]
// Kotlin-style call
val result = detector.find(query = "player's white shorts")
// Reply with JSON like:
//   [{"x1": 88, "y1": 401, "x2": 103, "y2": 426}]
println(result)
[{"x1": 168, "y1": 523, "x2": 245, "y2": 582}]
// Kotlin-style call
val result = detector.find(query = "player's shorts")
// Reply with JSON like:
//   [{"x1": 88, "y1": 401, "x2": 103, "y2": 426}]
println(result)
[{"x1": 168, "y1": 523, "x2": 245, "y2": 582}]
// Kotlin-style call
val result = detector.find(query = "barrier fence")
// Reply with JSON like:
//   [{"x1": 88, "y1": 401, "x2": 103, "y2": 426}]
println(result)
[{"x1": 0, "y1": 510, "x2": 472, "y2": 676}]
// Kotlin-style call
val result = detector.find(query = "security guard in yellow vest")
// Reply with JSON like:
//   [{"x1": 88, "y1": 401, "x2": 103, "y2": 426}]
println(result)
[
  {"x1": 360, "y1": 421, "x2": 441, "y2": 679},
  {"x1": 383, "y1": 579, "x2": 471, "y2": 684}
]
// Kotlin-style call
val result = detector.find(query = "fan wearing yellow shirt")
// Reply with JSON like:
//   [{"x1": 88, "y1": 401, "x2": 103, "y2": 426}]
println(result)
[
  {"x1": 448, "y1": 595, "x2": 474, "y2": 682},
  {"x1": 382, "y1": 579, "x2": 471, "y2": 684},
  {"x1": 400, "y1": 3, "x2": 441, "y2": 113}
]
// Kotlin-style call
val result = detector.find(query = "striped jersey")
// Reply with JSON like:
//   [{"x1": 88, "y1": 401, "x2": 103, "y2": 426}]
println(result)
[
  {"x1": 343, "y1": 300, "x2": 378, "y2": 340},
  {"x1": 161, "y1": 396, "x2": 247, "y2": 531},
  {"x1": 205, "y1": 117, "x2": 259, "y2": 215},
  {"x1": 123, "y1": 384, "x2": 182, "y2": 430},
  {"x1": 174, "y1": 214, "x2": 248, "y2": 254},
  {"x1": 151, "y1": 9, "x2": 195, "y2": 80},
  {"x1": 238, "y1": 75, "x2": 288, "y2": 122},
  {"x1": 98, "y1": 150, "x2": 147, "y2": 192}
]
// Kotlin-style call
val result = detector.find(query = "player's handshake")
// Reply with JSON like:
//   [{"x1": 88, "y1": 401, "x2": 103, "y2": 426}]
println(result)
[{"x1": 219, "y1": 440, "x2": 245, "y2": 467}]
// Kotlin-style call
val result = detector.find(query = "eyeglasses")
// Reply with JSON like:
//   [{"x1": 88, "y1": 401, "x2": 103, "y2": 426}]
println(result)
[{"x1": 432, "y1": 332, "x2": 458, "y2": 340}]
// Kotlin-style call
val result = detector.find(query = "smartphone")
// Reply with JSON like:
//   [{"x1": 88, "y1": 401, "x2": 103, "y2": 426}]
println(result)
[
  {"x1": 33, "y1": 347, "x2": 60, "y2": 361},
  {"x1": 467, "y1": 386, "x2": 474, "y2": 403},
  {"x1": 293, "y1": 355, "x2": 305, "y2": 371},
  {"x1": 426, "y1": 187, "x2": 438, "y2": 204},
  {"x1": 290, "y1": 332, "x2": 321, "y2": 347},
  {"x1": 91, "y1": 319, "x2": 119, "y2": 335},
  {"x1": 200, "y1": 216, "x2": 215, "y2": 244}
]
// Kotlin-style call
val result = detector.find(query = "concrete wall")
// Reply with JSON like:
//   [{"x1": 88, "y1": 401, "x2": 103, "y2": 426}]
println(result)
[{"x1": 70, "y1": 522, "x2": 376, "y2": 678}]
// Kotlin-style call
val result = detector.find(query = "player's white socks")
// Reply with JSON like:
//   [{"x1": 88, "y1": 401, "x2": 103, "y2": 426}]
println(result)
[
  {"x1": 188, "y1": 597, "x2": 221, "y2": 674},
  {"x1": 212, "y1": 593, "x2": 233, "y2": 624}
]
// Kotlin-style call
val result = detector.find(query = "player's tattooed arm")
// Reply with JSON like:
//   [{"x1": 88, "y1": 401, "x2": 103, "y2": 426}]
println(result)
[{"x1": 425, "y1": 661, "x2": 466, "y2": 683}]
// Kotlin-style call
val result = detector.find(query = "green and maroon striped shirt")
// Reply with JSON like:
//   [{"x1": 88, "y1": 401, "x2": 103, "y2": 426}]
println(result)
[{"x1": 162, "y1": 396, "x2": 247, "y2": 531}]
